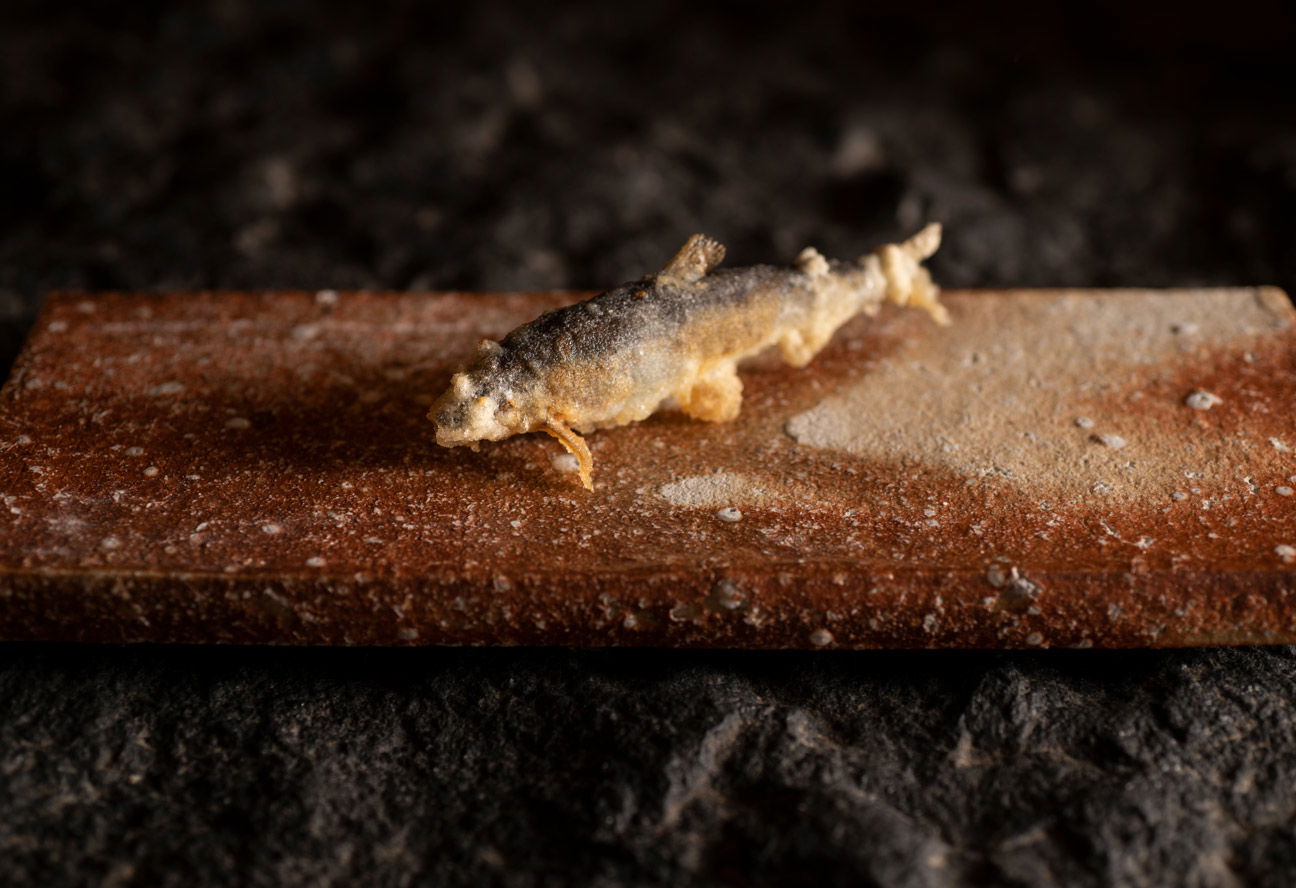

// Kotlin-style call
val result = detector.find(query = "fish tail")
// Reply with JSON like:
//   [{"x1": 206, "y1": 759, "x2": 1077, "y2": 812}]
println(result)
[{"x1": 877, "y1": 223, "x2": 948, "y2": 325}]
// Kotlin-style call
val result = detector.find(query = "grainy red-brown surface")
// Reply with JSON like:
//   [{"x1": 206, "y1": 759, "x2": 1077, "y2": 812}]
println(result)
[{"x1": 1, "y1": 287, "x2": 1293, "y2": 647}]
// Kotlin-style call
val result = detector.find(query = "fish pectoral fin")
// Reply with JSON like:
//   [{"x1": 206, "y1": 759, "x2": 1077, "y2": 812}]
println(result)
[
  {"x1": 543, "y1": 419, "x2": 594, "y2": 491},
  {"x1": 657, "y1": 234, "x2": 726, "y2": 283},
  {"x1": 678, "y1": 365, "x2": 743, "y2": 423}
]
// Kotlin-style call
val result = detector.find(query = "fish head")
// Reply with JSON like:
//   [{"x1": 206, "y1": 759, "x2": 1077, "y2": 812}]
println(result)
[{"x1": 429, "y1": 340, "x2": 535, "y2": 447}]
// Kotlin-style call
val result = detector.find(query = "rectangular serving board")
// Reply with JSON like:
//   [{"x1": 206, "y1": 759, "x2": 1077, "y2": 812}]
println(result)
[{"x1": 1, "y1": 287, "x2": 1293, "y2": 648}]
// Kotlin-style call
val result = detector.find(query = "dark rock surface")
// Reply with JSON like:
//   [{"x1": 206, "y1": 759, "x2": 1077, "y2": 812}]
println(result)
[
  {"x1": 2, "y1": 1, "x2": 1295, "y2": 884},
  {"x1": 7, "y1": 644, "x2": 1296, "y2": 887}
]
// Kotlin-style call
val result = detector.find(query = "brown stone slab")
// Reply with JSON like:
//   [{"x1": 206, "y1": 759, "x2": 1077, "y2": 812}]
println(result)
[{"x1": 1, "y1": 287, "x2": 1294, "y2": 648}]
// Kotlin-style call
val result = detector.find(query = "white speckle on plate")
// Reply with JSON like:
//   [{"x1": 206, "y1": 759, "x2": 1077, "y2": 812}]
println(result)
[
  {"x1": 261, "y1": 523, "x2": 283, "y2": 535},
  {"x1": 1093, "y1": 434, "x2": 1126, "y2": 450},
  {"x1": 306, "y1": 556, "x2": 325, "y2": 568},
  {"x1": 714, "y1": 580, "x2": 745, "y2": 609},
  {"x1": 125, "y1": 446, "x2": 144, "y2": 457},
  {"x1": 142, "y1": 466, "x2": 159, "y2": 477},
  {"x1": 809, "y1": 628, "x2": 834, "y2": 647},
  {"x1": 1073, "y1": 416, "x2": 1095, "y2": 429},
  {"x1": 716, "y1": 506, "x2": 742, "y2": 522},
  {"x1": 1184, "y1": 390, "x2": 1222, "y2": 410},
  {"x1": 551, "y1": 453, "x2": 580, "y2": 473}
]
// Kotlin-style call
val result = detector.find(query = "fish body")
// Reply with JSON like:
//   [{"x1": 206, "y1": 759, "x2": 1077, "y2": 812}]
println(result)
[{"x1": 431, "y1": 224, "x2": 947, "y2": 489}]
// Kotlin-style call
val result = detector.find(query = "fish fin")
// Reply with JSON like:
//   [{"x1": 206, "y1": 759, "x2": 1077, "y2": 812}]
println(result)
[
  {"x1": 795, "y1": 246, "x2": 830, "y2": 276},
  {"x1": 658, "y1": 234, "x2": 726, "y2": 283},
  {"x1": 543, "y1": 419, "x2": 594, "y2": 491},
  {"x1": 877, "y1": 223, "x2": 949, "y2": 325},
  {"x1": 900, "y1": 222, "x2": 942, "y2": 261},
  {"x1": 677, "y1": 363, "x2": 743, "y2": 422}
]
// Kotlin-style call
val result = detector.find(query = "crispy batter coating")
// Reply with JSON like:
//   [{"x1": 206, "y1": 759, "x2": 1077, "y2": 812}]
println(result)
[{"x1": 430, "y1": 224, "x2": 947, "y2": 489}]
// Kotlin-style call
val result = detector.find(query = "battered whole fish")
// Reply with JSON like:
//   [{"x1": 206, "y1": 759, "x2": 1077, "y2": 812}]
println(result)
[{"x1": 430, "y1": 224, "x2": 947, "y2": 490}]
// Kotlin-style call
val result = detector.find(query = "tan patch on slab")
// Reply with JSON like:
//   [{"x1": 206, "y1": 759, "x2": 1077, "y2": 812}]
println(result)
[
  {"x1": 657, "y1": 471, "x2": 810, "y2": 508},
  {"x1": 786, "y1": 288, "x2": 1293, "y2": 502}
]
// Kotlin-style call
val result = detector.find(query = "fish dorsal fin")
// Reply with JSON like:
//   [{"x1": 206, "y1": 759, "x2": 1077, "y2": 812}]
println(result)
[{"x1": 657, "y1": 234, "x2": 726, "y2": 283}]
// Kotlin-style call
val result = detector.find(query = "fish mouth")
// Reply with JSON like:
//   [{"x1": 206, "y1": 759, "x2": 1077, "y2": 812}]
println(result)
[
  {"x1": 428, "y1": 395, "x2": 473, "y2": 445},
  {"x1": 433, "y1": 423, "x2": 471, "y2": 448},
  {"x1": 430, "y1": 395, "x2": 520, "y2": 447}
]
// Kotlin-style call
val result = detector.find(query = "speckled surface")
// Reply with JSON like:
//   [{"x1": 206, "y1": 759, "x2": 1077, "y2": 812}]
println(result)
[{"x1": 2, "y1": 286, "x2": 1293, "y2": 648}]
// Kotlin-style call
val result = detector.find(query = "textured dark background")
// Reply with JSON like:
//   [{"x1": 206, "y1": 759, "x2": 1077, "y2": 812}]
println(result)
[{"x1": 3, "y1": 1, "x2": 1296, "y2": 885}]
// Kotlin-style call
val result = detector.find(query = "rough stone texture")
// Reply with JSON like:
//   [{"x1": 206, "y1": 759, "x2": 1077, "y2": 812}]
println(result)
[
  {"x1": 2, "y1": 0, "x2": 1296, "y2": 884},
  {"x1": 7, "y1": 643, "x2": 1296, "y2": 886}
]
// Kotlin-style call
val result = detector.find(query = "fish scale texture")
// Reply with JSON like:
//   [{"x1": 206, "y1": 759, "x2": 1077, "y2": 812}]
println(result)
[{"x1": 2, "y1": 0, "x2": 1295, "y2": 885}]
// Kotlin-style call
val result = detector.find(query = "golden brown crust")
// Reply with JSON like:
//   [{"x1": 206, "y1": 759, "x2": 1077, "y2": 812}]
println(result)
[{"x1": 430, "y1": 225, "x2": 946, "y2": 487}]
